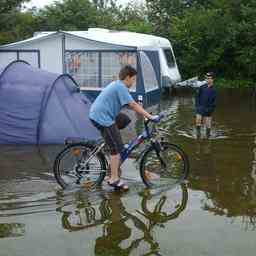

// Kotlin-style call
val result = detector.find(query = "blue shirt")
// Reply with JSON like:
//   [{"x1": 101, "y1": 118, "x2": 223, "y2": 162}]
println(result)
[{"x1": 89, "y1": 80, "x2": 134, "y2": 127}]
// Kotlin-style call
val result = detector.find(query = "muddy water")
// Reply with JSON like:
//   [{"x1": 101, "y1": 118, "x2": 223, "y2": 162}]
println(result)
[{"x1": 0, "y1": 89, "x2": 256, "y2": 256}]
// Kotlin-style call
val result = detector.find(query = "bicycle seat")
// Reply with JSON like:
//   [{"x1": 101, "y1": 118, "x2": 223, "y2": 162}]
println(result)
[{"x1": 65, "y1": 137, "x2": 104, "y2": 145}]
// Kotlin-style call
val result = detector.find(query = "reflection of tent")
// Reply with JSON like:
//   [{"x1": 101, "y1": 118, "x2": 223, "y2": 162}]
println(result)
[{"x1": 0, "y1": 61, "x2": 100, "y2": 144}]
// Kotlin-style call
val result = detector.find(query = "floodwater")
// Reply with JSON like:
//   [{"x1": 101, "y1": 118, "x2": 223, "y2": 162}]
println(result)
[{"x1": 0, "y1": 89, "x2": 256, "y2": 256}]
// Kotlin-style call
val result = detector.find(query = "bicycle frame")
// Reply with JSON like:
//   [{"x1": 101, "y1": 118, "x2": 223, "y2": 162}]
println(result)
[
  {"x1": 80, "y1": 117, "x2": 164, "y2": 172},
  {"x1": 120, "y1": 119, "x2": 158, "y2": 162}
]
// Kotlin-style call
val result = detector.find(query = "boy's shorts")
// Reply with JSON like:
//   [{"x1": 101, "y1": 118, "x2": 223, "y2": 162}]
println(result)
[{"x1": 90, "y1": 119, "x2": 124, "y2": 155}]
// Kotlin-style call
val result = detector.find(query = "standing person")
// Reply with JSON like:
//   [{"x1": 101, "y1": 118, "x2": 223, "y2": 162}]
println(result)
[
  {"x1": 89, "y1": 65, "x2": 159, "y2": 191},
  {"x1": 195, "y1": 72, "x2": 217, "y2": 138}
]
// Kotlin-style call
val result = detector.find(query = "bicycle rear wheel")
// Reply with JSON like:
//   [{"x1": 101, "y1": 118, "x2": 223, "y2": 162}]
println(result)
[
  {"x1": 53, "y1": 143, "x2": 107, "y2": 189},
  {"x1": 140, "y1": 142, "x2": 189, "y2": 187}
]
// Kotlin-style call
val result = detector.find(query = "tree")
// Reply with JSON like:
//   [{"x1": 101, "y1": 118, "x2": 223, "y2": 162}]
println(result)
[
  {"x1": 34, "y1": 0, "x2": 98, "y2": 31},
  {"x1": 0, "y1": 0, "x2": 29, "y2": 13},
  {"x1": 145, "y1": 0, "x2": 185, "y2": 36},
  {"x1": 146, "y1": 0, "x2": 256, "y2": 83},
  {"x1": 111, "y1": 3, "x2": 153, "y2": 33},
  {"x1": 0, "y1": 0, "x2": 30, "y2": 44}
]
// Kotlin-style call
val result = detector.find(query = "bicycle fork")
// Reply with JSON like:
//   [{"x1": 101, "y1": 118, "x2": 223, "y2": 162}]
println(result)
[{"x1": 151, "y1": 140, "x2": 167, "y2": 168}]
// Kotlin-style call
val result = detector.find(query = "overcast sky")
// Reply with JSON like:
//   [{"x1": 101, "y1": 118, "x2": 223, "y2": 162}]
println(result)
[{"x1": 25, "y1": 0, "x2": 144, "y2": 9}]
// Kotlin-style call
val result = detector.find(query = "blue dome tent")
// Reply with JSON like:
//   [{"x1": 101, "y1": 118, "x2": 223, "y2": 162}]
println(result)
[{"x1": 0, "y1": 61, "x2": 100, "y2": 144}]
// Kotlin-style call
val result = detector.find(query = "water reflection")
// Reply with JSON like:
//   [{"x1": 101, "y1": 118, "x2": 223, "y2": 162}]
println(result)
[
  {"x1": 0, "y1": 223, "x2": 25, "y2": 238},
  {"x1": 159, "y1": 90, "x2": 256, "y2": 231},
  {"x1": 1, "y1": 90, "x2": 256, "y2": 255},
  {"x1": 57, "y1": 183, "x2": 188, "y2": 255},
  {"x1": 187, "y1": 136, "x2": 256, "y2": 230},
  {"x1": 0, "y1": 145, "x2": 62, "y2": 180},
  {"x1": 0, "y1": 145, "x2": 59, "y2": 217},
  {"x1": 246, "y1": 136, "x2": 256, "y2": 230}
]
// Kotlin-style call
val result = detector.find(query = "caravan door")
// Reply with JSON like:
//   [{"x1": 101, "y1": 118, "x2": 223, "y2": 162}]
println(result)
[
  {"x1": 159, "y1": 48, "x2": 181, "y2": 88},
  {"x1": 139, "y1": 50, "x2": 161, "y2": 92}
]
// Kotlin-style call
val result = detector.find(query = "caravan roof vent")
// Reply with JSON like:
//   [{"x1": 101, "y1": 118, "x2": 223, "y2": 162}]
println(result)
[
  {"x1": 33, "y1": 31, "x2": 54, "y2": 37},
  {"x1": 88, "y1": 28, "x2": 110, "y2": 33}
]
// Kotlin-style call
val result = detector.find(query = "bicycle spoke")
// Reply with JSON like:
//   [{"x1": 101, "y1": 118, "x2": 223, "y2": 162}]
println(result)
[
  {"x1": 53, "y1": 143, "x2": 106, "y2": 188},
  {"x1": 140, "y1": 142, "x2": 189, "y2": 187}
]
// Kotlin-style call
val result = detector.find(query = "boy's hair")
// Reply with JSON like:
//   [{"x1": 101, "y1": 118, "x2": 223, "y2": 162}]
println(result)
[
  {"x1": 119, "y1": 65, "x2": 137, "y2": 80},
  {"x1": 206, "y1": 72, "x2": 214, "y2": 79}
]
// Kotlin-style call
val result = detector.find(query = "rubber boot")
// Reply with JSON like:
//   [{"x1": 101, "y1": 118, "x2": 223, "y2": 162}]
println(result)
[
  {"x1": 196, "y1": 126, "x2": 201, "y2": 139},
  {"x1": 206, "y1": 128, "x2": 211, "y2": 138}
]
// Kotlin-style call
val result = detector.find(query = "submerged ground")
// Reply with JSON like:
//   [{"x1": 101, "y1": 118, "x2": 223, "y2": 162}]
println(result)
[{"x1": 0, "y1": 89, "x2": 256, "y2": 256}]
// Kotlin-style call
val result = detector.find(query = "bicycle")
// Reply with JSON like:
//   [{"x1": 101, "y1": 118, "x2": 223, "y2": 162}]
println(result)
[{"x1": 53, "y1": 112, "x2": 189, "y2": 189}]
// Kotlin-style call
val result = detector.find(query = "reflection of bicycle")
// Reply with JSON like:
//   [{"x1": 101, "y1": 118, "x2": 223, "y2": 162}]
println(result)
[
  {"x1": 58, "y1": 183, "x2": 188, "y2": 255},
  {"x1": 53, "y1": 113, "x2": 189, "y2": 189},
  {"x1": 58, "y1": 184, "x2": 188, "y2": 232},
  {"x1": 137, "y1": 183, "x2": 188, "y2": 225}
]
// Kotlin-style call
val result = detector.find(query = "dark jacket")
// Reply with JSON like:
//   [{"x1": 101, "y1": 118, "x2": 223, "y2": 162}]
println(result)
[{"x1": 195, "y1": 84, "x2": 217, "y2": 116}]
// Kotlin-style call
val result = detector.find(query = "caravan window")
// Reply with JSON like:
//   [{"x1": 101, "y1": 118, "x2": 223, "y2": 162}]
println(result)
[
  {"x1": 163, "y1": 48, "x2": 175, "y2": 68},
  {"x1": 101, "y1": 52, "x2": 137, "y2": 91},
  {"x1": 65, "y1": 51, "x2": 137, "y2": 90},
  {"x1": 19, "y1": 51, "x2": 40, "y2": 68},
  {"x1": 0, "y1": 50, "x2": 40, "y2": 69},
  {"x1": 140, "y1": 51, "x2": 158, "y2": 92},
  {"x1": 0, "y1": 52, "x2": 17, "y2": 69},
  {"x1": 65, "y1": 52, "x2": 99, "y2": 88}
]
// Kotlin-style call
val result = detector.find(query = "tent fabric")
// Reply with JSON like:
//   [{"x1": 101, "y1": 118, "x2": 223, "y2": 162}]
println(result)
[{"x1": 0, "y1": 61, "x2": 100, "y2": 144}]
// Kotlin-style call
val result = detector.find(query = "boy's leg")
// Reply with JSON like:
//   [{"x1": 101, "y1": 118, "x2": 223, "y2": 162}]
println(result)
[
  {"x1": 102, "y1": 124, "x2": 128, "y2": 190},
  {"x1": 196, "y1": 114, "x2": 202, "y2": 126},
  {"x1": 196, "y1": 114, "x2": 202, "y2": 138},
  {"x1": 205, "y1": 116, "x2": 212, "y2": 138},
  {"x1": 205, "y1": 116, "x2": 212, "y2": 128},
  {"x1": 109, "y1": 154, "x2": 121, "y2": 182}
]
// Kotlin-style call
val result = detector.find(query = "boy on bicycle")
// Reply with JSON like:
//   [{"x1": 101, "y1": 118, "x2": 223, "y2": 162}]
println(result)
[{"x1": 89, "y1": 65, "x2": 159, "y2": 190}]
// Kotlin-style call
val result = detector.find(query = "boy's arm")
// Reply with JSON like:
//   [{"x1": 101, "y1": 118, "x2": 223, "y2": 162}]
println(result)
[{"x1": 128, "y1": 101, "x2": 154, "y2": 119}]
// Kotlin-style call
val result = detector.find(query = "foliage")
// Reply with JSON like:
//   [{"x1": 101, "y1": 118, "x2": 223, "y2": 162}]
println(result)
[
  {"x1": 0, "y1": 0, "x2": 30, "y2": 44},
  {"x1": 34, "y1": 0, "x2": 98, "y2": 31},
  {"x1": 215, "y1": 78, "x2": 255, "y2": 89},
  {"x1": 0, "y1": 0, "x2": 255, "y2": 88},
  {"x1": 111, "y1": 3, "x2": 153, "y2": 33},
  {"x1": 146, "y1": 0, "x2": 256, "y2": 86},
  {"x1": 0, "y1": 0, "x2": 29, "y2": 13}
]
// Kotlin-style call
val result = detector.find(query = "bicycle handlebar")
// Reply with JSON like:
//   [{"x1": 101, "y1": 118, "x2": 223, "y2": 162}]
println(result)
[
  {"x1": 144, "y1": 112, "x2": 165, "y2": 125},
  {"x1": 143, "y1": 113, "x2": 165, "y2": 138},
  {"x1": 155, "y1": 112, "x2": 165, "y2": 123}
]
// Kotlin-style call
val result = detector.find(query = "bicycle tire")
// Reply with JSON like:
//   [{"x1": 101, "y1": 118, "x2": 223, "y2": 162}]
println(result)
[
  {"x1": 53, "y1": 143, "x2": 107, "y2": 189},
  {"x1": 140, "y1": 142, "x2": 189, "y2": 187}
]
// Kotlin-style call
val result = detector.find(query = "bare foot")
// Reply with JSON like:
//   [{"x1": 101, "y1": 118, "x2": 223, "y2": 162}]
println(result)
[
  {"x1": 104, "y1": 175, "x2": 110, "y2": 181},
  {"x1": 108, "y1": 179, "x2": 129, "y2": 191},
  {"x1": 105, "y1": 168, "x2": 122, "y2": 182}
]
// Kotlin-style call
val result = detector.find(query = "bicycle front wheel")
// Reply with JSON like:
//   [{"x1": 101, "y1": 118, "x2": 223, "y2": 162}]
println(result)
[
  {"x1": 53, "y1": 143, "x2": 107, "y2": 189},
  {"x1": 140, "y1": 142, "x2": 189, "y2": 187}
]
